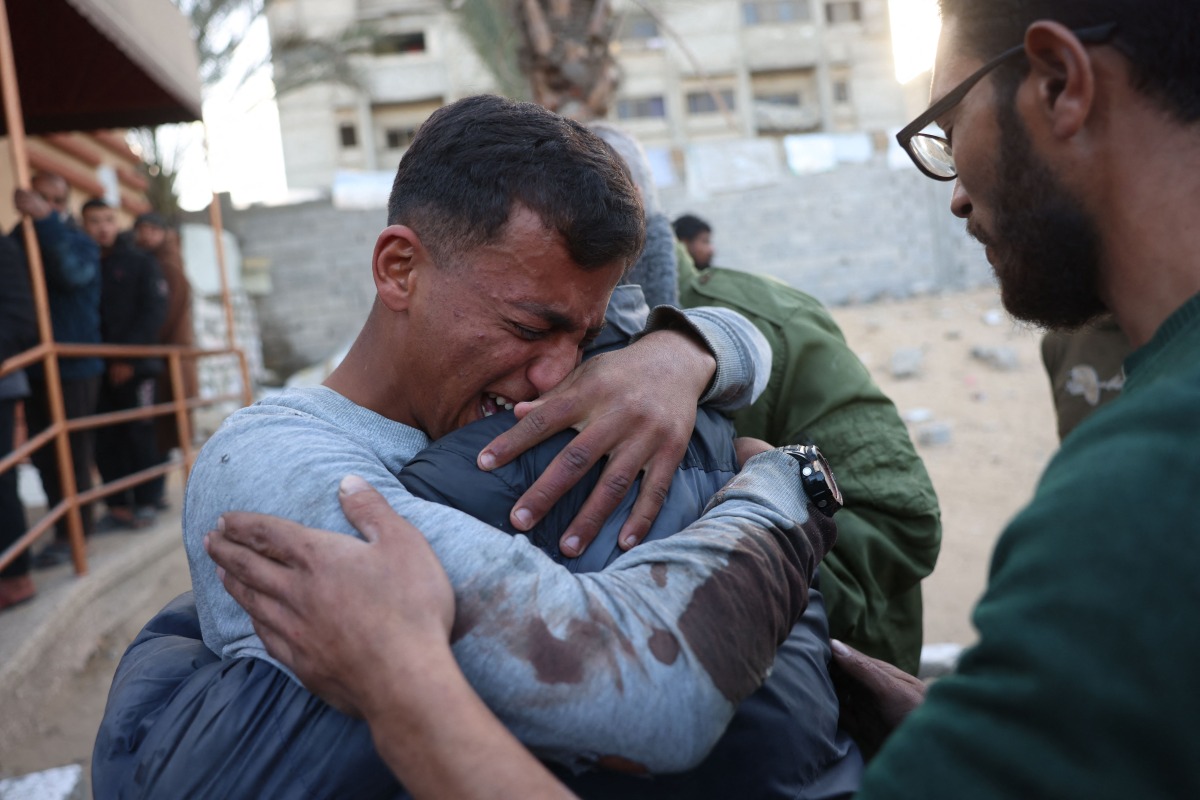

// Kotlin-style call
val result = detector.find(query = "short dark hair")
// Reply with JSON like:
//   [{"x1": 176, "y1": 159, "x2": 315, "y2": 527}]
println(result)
[
  {"x1": 81, "y1": 198, "x2": 111, "y2": 215},
  {"x1": 940, "y1": 0, "x2": 1200, "y2": 123},
  {"x1": 386, "y1": 95, "x2": 645, "y2": 270},
  {"x1": 672, "y1": 214, "x2": 711, "y2": 242},
  {"x1": 135, "y1": 211, "x2": 168, "y2": 229}
]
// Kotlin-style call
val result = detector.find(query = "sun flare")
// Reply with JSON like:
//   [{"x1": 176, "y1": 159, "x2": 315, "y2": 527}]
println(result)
[{"x1": 890, "y1": 0, "x2": 942, "y2": 84}]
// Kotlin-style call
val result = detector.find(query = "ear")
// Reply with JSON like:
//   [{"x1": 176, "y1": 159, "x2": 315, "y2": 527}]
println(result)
[
  {"x1": 372, "y1": 225, "x2": 426, "y2": 312},
  {"x1": 1023, "y1": 21, "x2": 1095, "y2": 140}
]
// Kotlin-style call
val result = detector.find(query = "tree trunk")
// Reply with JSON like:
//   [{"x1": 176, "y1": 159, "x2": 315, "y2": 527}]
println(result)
[{"x1": 516, "y1": 0, "x2": 617, "y2": 120}]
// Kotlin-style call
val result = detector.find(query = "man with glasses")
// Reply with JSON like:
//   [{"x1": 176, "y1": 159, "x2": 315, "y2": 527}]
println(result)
[
  {"x1": 9, "y1": 173, "x2": 103, "y2": 566},
  {"x1": 208, "y1": 0, "x2": 1200, "y2": 795}
]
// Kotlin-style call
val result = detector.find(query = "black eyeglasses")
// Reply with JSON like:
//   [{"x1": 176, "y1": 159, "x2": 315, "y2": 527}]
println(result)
[{"x1": 896, "y1": 23, "x2": 1120, "y2": 181}]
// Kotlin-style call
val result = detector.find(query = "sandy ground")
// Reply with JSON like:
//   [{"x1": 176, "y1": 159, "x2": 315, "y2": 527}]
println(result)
[
  {"x1": 828, "y1": 285, "x2": 1059, "y2": 645},
  {"x1": 0, "y1": 284, "x2": 1060, "y2": 790}
]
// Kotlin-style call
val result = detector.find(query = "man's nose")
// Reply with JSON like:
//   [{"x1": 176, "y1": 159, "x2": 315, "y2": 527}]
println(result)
[
  {"x1": 950, "y1": 178, "x2": 973, "y2": 219},
  {"x1": 527, "y1": 340, "x2": 581, "y2": 395}
]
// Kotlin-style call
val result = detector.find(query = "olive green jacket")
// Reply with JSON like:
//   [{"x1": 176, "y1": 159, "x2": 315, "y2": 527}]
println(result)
[{"x1": 677, "y1": 248, "x2": 941, "y2": 674}]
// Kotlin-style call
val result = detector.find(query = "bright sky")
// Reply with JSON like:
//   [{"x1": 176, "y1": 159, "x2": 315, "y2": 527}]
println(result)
[
  {"x1": 889, "y1": 0, "x2": 942, "y2": 84},
  {"x1": 175, "y1": 2, "x2": 942, "y2": 210},
  {"x1": 175, "y1": 15, "x2": 288, "y2": 211}
]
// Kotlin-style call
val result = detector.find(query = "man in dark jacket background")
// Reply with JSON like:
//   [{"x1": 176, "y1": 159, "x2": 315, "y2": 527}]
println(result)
[
  {"x1": 81, "y1": 199, "x2": 167, "y2": 529},
  {"x1": 134, "y1": 211, "x2": 198, "y2": 509},
  {"x1": 0, "y1": 236, "x2": 38, "y2": 609},
  {"x1": 10, "y1": 173, "x2": 103, "y2": 568}
]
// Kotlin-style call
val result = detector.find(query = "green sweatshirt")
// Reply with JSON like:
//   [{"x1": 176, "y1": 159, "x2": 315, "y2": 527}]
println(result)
[
  {"x1": 677, "y1": 247, "x2": 941, "y2": 674},
  {"x1": 861, "y1": 292, "x2": 1200, "y2": 798}
]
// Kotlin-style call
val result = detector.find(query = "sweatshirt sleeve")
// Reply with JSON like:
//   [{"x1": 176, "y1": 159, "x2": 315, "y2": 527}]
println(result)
[
  {"x1": 184, "y1": 407, "x2": 832, "y2": 774},
  {"x1": 640, "y1": 304, "x2": 773, "y2": 411}
]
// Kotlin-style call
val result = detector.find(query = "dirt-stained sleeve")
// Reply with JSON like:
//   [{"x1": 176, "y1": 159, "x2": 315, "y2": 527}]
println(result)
[
  {"x1": 186, "y1": 404, "x2": 830, "y2": 775},
  {"x1": 434, "y1": 449, "x2": 835, "y2": 772}
]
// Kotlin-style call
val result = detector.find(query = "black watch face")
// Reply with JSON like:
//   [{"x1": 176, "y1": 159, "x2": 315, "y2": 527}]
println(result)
[{"x1": 800, "y1": 448, "x2": 843, "y2": 516}]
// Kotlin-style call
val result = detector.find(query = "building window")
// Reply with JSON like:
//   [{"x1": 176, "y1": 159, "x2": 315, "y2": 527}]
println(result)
[
  {"x1": 687, "y1": 89, "x2": 736, "y2": 114},
  {"x1": 616, "y1": 96, "x2": 667, "y2": 120},
  {"x1": 824, "y1": 1, "x2": 862, "y2": 24},
  {"x1": 620, "y1": 12, "x2": 660, "y2": 40},
  {"x1": 339, "y1": 124, "x2": 358, "y2": 148},
  {"x1": 833, "y1": 79, "x2": 851, "y2": 103},
  {"x1": 373, "y1": 32, "x2": 427, "y2": 55},
  {"x1": 755, "y1": 91, "x2": 802, "y2": 108},
  {"x1": 742, "y1": 0, "x2": 811, "y2": 25},
  {"x1": 385, "y1": 127, "x2": 417, "y2": 150},
  {"x1": 751, "y1": 68, "x2": 819, "y2": 133}
]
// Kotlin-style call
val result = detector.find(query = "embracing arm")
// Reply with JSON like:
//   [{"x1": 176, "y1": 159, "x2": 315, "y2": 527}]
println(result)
[
  {"x1": 210, "y1": 476, "x2": 576, "y2": 800},
  {"x1": 480, "y1": 304, "x2": 771, "y2": 556},
  {"x1": 188, "y1": 408, "x2": 829, "y2": 773}
]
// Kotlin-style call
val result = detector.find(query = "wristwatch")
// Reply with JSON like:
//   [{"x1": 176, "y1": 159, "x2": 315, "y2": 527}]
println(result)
[{"x1": 780, "y1": 444, "x2": 843, "y2": 517}]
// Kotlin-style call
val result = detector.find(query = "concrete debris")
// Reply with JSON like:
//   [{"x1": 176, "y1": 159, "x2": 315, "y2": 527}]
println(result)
[
  {"x1": 970, "y1": 345, "x2": 1021, "y2": 371},
  {"x1": 917, "y1": 421, "x2": 953, "y2": 446},
  {"x1": 919, "y1": 642, "x2": 965, "y2": 680},
  {"x1": 982, "y1": 308, "x2": 1006, "y2": 326},
  {"x1": 890, "y1": 347, "x2": 924, "y2": 379},
  {"x1": 902, "y1": 407, "x2": 934, "y2": 424},
  {"x1": 0, "y1": 765, "x2": 84, "y2": 800}
]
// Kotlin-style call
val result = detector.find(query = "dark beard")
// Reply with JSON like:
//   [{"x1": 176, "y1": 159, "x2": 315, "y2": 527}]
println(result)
[{"x1": 983, "y1": 101, "x2": 1107, "y2": 329}]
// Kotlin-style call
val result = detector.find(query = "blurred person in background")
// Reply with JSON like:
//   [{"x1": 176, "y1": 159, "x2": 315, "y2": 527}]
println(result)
[
  {"x1": 673, "y1": 213, "x2": 715, "y2": 270},
  {"x1": 133, "y1": 211, "x2": 198, "y2": 508},
  {"x1": 0, "y1": 236, "x2": 38, "y2": 609},
  {"x1": 9, "y1": 173, "x2": 103, "y2": 568},
  {"x1": 81, "y1": 199, "x2": 167, "y2": 529}
]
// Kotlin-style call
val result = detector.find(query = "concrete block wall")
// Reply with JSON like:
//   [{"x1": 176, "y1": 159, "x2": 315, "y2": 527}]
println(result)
[
  {"x1": 228, "y1": 200, "x2": 384, "y2": 380},
  {"x1": 661, "y1": 161, "x2": 995, "y2": 304},
  {"x1": 229, "y1": 162, "x2": 994, "y2": 382}
]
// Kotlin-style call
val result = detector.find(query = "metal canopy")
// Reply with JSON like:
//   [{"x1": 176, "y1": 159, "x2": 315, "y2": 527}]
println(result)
[{"x1": 1, "y1": 0, "x2": 202, "y2": 135}]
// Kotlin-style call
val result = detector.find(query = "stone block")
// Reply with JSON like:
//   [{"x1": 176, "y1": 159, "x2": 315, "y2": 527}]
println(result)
[{"x1": 890, "y1": 347, "x2": 924, "y2": 379}]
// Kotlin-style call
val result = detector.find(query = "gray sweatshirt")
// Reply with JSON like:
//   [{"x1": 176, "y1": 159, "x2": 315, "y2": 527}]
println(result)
[{"x1": 184, "y1": 308, "x2": 831, "y2": 773}]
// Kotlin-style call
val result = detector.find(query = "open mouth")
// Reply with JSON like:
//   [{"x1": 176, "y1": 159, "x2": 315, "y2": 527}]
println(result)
[{"x1": 480, "y1": 392, "x2": 516, "y2": 418}]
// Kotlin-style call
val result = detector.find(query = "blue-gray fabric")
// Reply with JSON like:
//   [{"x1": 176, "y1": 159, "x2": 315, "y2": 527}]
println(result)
[
  {"x1": 9, "y1": 214, "x2": 103, "y2": 380},
  {"x1": 623, "y1": 211, "x2": 679, "y2": 309}
]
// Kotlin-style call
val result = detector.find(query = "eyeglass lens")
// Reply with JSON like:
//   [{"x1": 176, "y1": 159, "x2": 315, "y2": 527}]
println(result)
[{"x1": 911, "y1": 135, "x2": 956, "y2": 178}]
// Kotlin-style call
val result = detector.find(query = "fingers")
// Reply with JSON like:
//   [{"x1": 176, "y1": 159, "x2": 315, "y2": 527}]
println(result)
[
  {"x1": 831, "y1": 639, "x2": 924, "y2": 692},
  {"x1": 337, "y1": 475, "x2": 391, "y2": 543},
  {"x1": 216, "y1": 511, "x2": 314, "y2": 567},
  {"x1": 511, "y1": 432, "x2": 599, "y2": 535},
  {"x1": 554, "y1": 428, "x2": 684, "y2": 556},
  {"x1": 614, "y1": 461, "x2": 673, "y2": 551},
  {"x1": 209, "y1": 539, "x2": 305, "y2": 669},
  {"x1": 553, "y1": 449, "x2": 634, "y2": 557},
  {"x1": 224, "y1": 572, "x2": 297, "y2": 662},
  {"x1": 478, "y1": 391, "x2": 579, "y2": 472},
  {"x1": 204, "y1": 522, "x2": 296, "y2": 598}
]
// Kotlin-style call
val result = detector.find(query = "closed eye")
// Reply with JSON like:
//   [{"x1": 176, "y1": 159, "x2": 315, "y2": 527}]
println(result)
[{"x1": 514, "y1": 324, "x2": 548, "y2": 341}]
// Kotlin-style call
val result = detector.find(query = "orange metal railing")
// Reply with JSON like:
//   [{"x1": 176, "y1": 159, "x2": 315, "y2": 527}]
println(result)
[{"x1": 0, "y1": 341, "x2": 252, "y2": 576}]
